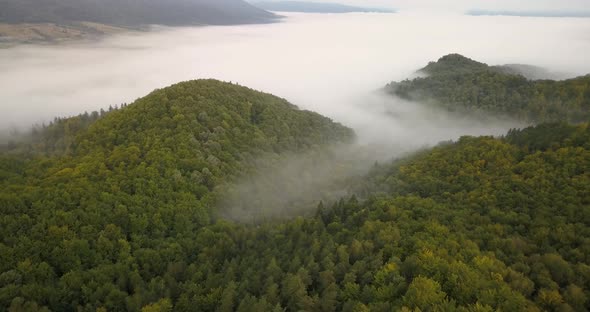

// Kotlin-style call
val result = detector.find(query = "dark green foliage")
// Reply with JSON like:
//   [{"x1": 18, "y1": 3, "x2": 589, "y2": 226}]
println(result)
[
  {"x1": 0, "y1": 79, "x2": 353, "y2": 311},
  {"x1": 418, "y1": 54, "x2": 489, "y2": 76},
  {"x1": 164, "y1": 122, "x2": 587, "y2": 311},
  {"x1": 1, "y1": 105, "x2": 122, "y2": 156},
  {"x1": 386, "y1": 54, "x2": 590, "y2": 123},
  {"x1": 1, "y1": 80, "x2": 589, "y2": 311}
]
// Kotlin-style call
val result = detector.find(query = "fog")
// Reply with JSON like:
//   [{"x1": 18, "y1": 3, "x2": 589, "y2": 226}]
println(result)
[
  {"x1": 2, "y1": 13, "x2": 590, "y2": 133},
  {"x1": 2, "y1": 12, "x2": 590, "y2": 218},
  {"x1": 219, "y1": 92, "x2": 524, "y2": 222}
]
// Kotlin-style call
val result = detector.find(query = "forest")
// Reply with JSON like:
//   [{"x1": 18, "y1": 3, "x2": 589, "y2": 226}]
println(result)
[
  {"x1": 385, "y1": 54, "x2": 590, "y2": 124},
  {"x1": 1, "y1": 78, "x2": 589, "y2": 311}
]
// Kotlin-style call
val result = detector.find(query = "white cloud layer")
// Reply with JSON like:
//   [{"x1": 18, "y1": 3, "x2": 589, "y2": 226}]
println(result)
[{"x1": 1, "y1": 12, "x2": 589, "y2": 146}]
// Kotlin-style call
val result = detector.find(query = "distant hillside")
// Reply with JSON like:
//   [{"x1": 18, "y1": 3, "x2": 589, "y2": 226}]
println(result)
[
  {"x1": 386, "y1": 54, "x2": 590, "y2": 123},
  {"x1": 494, "y1": 64, "x2": 569, "y2": 81},
  {"x1": 468, "y1": 10, "x2": 590, "y2": 18},
  {"x1": 0, "y1": 0, "x2": 278, "y2": 27},
  {"x1": 0, "y1": 22, "x2": 130, "y2": 44},
  {"x1": 412, "y1": 54, "x2": 563, "y2": 80},
  {"x1": 252, "y1": 1, "x2": 393, "y2": 13}
]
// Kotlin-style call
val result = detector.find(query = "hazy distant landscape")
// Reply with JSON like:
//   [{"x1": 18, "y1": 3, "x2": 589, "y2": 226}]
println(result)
[
  {"x1": 2, "y1": 1, "x2": 590, "y2": 311},
  {"x1": 0, "y1": 0, "x2": 276, "y2": 26},
  {"x1": 467, "y1": 9, "x2": 590, "y2": 17},
  {"x1": 2, "y1": 13, "x2": 589, "y2": 135},
  {"x1": 252, "y1": 1, "x2": 394, "y2": 13},
  {"x1": 0, "y1": 0, "x2": 278, "y2": 43}
]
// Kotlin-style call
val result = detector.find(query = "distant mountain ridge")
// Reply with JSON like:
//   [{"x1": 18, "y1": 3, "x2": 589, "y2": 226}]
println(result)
[
  {"x1": 386, "y1": 54, "x2": 590, "y2": 123},
  {"x1": 414, "y1": 54, "x2": 566, "y2": 80},
  {"x1": 252, "y1": 1, "x2": 394, "y2": 13},
  {"x1": 0, "y1": 0, "x2": 278, "y2": 27},
  {"x1": 468, "y1": 10, "x2": 590, "y2": 18}
]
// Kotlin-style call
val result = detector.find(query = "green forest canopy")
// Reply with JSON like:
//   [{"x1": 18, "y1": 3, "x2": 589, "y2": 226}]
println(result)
[
  {"x1": 1, "y1": 79, "x2": 590, "y2": 311},
  {"x1": 386, "y1": 54, "x2": 590, "y2": 124}
]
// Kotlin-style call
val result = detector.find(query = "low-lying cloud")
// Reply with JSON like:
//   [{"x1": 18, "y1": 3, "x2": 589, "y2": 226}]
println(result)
[
  {"x1": 1, "y1": 12, "x2": 589, "y2": 133},
  {"x1": 220, "y1": 92, "x2": 524, "y2": 222},
  {"x1": 1, "y1": 12, "x2": 589, "y2": 219}
]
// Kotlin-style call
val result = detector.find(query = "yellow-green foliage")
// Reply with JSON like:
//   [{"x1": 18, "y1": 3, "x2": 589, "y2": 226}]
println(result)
[{"x1": 1, "y1": 80, "x2": 589, "y2": 311}]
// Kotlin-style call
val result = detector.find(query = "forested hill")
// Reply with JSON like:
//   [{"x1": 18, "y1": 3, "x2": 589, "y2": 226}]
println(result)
[
  {"x1": 2, "y1": 118, "x2": 589, "y2": 310},
  {"x1": 1, "y1": 78, "x2": 354, "y2": 204},
  {"x1": 0, "y1": 79, "x2": 355, "y2": 309},
  {"x1": 0, "y1": 0, "x2": 277, "y2": 27},
  {"x1": 1, "y1": 77, "x2": 589, "y2": 311},
  {"x1": 385, "y1": 54, "x2": 590, "y2": 123}
]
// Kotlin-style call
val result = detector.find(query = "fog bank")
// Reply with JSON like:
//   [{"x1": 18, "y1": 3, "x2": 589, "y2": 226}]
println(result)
[
  {"x1": 1, "y1": 12, "x2": 589, "y2": 136},
  {"x1": 220, "y1": 92, "x2": 523, "y2": 222}
]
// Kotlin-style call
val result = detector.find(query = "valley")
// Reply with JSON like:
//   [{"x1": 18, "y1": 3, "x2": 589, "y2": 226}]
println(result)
[{"x1": 1, "y1": 8, "x2": 590, "y2": 312}]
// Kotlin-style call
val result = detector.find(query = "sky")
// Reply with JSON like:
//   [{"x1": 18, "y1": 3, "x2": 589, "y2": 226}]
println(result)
[{"x1": 250, "y1": 0, "x2": 590, "y2": 12}]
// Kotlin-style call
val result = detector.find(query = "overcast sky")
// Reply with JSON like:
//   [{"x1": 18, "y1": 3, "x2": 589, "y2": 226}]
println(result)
[{"x1": 252, "y1": 0, "x2": 590, "y2": 12}]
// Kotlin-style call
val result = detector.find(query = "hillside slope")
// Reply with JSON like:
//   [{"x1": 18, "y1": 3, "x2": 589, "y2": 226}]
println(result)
[
  {"x1": 2, "y1": 79, "x2": 589, "y2": 310},
  {"x1": 386, "y1": 54, "x2": 590, "y2": 123},
  {"x1": 4, "y1": 122, "x2": 588, "y2": 311},
  {"x1": 0, "y1": 79, "x2": 354, "y2": 310},
  {"x1": 0, "y1": 0, "x2": 277, "y2": 27}
]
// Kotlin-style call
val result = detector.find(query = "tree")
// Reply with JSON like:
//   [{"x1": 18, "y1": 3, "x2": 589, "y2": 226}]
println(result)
[
  {"x1": 141, "y1": 298, "x2": 173, "y2": 312},
  {"x1": 403, "y1": 276, "x2": 447, "y2": 311}
]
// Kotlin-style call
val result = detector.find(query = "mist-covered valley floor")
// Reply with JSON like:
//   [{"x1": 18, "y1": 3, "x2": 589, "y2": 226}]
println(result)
[{"x1": 219, "y1": 92, "x2": 525, "y2": 221}]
